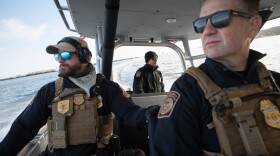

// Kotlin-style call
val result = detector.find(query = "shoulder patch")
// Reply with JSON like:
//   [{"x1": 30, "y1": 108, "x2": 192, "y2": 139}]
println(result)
[
  {"x1": 158, "y1": 91, "x2": 180, "y2": 118},
  {"x1": 135, "y1": 71, "x2": 141, "y2": 77}
]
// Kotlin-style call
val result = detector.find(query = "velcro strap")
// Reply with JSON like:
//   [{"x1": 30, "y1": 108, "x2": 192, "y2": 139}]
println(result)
[
  {"x1": 186, "y1": 67, "x2": 226, "y2": 105},
  {"x1": 256, "y1": 62, "x2": 273, "y2": 90},
  {"x1": 52, "y1": 131, "x2": 67, "y2": 148}
]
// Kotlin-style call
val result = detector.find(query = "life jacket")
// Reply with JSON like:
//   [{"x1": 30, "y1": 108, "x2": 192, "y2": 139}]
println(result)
[
  {"x1": 47, "y1": 74, "x2": 114, "y2": 151},
  {"x1": 186, "y1": 62, "x2": 280, "y2": 156}
]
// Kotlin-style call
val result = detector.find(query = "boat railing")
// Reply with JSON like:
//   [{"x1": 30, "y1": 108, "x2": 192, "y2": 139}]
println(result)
[{"x1": 18, "y1": 125, "x2": 48, "y2": 156}]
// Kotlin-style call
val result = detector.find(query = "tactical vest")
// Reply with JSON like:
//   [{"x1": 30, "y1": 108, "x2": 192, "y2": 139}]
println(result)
[
  {"x1": 47, "y1": 75, "x2": 113, "y2": 151},
  {"x1": 186, "y1": 62, "x2": 280, "y2": 156}
]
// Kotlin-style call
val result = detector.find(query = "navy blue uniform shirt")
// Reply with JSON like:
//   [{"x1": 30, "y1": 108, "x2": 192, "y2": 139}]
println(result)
[
  {"x1": 151, "y1": 50, "x2": 280, "y2": 156},
  {"x1": 133, "y1": 64, "x2": 165, "y2": 94}
]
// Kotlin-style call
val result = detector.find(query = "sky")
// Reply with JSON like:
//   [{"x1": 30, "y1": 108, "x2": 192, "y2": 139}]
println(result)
[
  {"x1": 0, "y1": 0, "x2": 87, "y2": 79},
  {"x1": 1, "y1": 0, "x2": 280, "y2": 79}
]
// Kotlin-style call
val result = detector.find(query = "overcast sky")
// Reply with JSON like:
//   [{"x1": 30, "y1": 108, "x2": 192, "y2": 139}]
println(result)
[{"x1": 0, "y1": 0, "x2": 280, "y2": 79}]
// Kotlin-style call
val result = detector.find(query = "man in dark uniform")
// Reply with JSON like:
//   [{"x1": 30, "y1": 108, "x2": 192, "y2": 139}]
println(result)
[
  {"x1": 133, "y1": 51, "x2": 165, "y2": 94},
  {"x1": 0, "y1": 36, "x2": 151, "y2": 156},
  {"x1": 151, "y1": 0, "x2": 280, "y2": 155}
]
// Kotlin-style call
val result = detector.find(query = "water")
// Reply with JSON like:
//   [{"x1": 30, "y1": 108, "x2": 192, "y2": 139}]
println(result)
[
  {"x1": 0, "y1": 72, "x2": 58, "y2": 141},
  {"x1": 1, "y1": 35, "x2": 280, "y2": 141},
  {"x1": 112, "y1": 52, "x2": 184, "y2": 91}
]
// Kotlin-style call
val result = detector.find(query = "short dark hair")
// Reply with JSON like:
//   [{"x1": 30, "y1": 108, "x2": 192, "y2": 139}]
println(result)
[
  {"x1": 202, "y1": 0, "x2": 260, "y2": 15},
  {"x1": 240, "y1": 0, "x2": 260, "y2": 15}
]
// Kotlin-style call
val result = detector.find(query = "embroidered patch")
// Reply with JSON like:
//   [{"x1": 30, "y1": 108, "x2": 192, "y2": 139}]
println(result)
[
  {"x1": 135, "y1": 71, "x2": 141, "y2": 77},
  {"x1": 57, "y1": 100, "x2": 70, "y2": 114},
  {"x1": 158, "y1": 91, "x2": 180, "y2": 118},
  {"x1": 74, "y1": 94, "x2": 84, "y2": 105}
]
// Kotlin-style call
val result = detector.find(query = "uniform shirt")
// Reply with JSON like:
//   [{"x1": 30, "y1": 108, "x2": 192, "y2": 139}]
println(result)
[
  {"x1": 0, "y1": 65, "x2": 147, "y2": 156},
  {"x1": 133, "y1": 64, "x2": 165, "y2": 94},
  {"x1": 151, "y1": 50, "x2": 280, "y2": 156}
]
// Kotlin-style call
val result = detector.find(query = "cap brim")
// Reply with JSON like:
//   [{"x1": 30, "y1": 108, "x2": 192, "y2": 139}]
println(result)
[{"x1": 46, "y1": 42, "x2": 77, "y2": 54}]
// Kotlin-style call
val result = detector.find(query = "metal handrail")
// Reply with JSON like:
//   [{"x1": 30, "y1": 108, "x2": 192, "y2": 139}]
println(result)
[
  {"x1": 115, "y1": 42, "x2": 188, "y2": 72},
  {"x1": 53, "y1": 0, "x2": 76, "y2": 32}
]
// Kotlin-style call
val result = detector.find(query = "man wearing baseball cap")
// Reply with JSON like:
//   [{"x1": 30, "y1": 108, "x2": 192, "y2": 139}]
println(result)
[
  {"x1": 133, "y1": 51, "x2": 165, "y2": 94},
  {"x1": 0, "y1": 36, "x2": 153, "y2": 156}
]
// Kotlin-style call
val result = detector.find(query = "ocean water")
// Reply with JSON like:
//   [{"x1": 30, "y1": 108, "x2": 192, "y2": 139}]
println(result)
[
  {"x1": 0, "y1": 35, "x2": 280, "y2": 141},
  {"x1": 0, "y1": 72, "x2": 59, "y2": 141}
]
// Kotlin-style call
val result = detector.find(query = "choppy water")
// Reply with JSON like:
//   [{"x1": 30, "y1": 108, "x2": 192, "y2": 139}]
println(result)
[
  {"x1": 0, "y1": 72, "x2": 58, "y2": 141},
  {"x1": 0, "y1": 35, "x2": 280, "y2": 142}
]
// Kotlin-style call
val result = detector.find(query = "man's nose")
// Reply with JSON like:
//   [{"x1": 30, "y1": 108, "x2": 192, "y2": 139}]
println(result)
[
  {"x1": 58, "y1": 56, "x2": 65, "y2": 63},
  {"x1": 203, "y1": 20, "x2": 217, "y2": 35}
]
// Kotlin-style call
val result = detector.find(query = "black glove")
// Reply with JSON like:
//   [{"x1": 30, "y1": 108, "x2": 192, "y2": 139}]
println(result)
[
  {"x1": 96, "y1": 135, "x2": 121, "y2": 156},
  {"x1": 90, "y1": 85, "x2": 102, "y2": 97},
  {"x1": 90, "y1": 74, "x2": 105, "y2": 97}
]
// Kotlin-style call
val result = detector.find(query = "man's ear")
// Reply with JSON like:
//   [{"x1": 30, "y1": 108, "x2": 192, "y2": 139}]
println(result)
[{"x1": 248, "y1": 15, "x2": 262, "y2": 39}]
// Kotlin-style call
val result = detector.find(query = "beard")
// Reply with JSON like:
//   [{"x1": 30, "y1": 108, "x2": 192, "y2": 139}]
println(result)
[{"x1": 58, "y1": 64, "x2": 79, "y2": 77}]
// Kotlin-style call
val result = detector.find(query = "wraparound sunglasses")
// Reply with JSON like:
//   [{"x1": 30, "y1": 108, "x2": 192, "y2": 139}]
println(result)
[
  {"x1": 54, "y1": 51, "x2": 76, "y2": 61},
  {"x1": 151, "y1": 56, "x2": 158, "y2": 60},
  {"x1": 193, "y1": 9, "x2": 252, "y2": 33}
]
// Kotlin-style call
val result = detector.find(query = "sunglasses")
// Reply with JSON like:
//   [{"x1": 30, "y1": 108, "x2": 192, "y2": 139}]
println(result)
[
  {"x1": 54, "y1": 51, "x2": 75, "y2": 61},
  {"x1": 193, "y1": 9, "x2": 251, "y2": 33},
  {"x1": 151, "y1": 56, "x2": 158, "y2": 60}
]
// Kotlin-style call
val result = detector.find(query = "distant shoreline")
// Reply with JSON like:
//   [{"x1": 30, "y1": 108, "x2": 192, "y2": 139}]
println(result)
[
  {"x1": 0, "y1": 60, "x2": 136, "y2": 82},
  {"x1": 0, "y1": 69, "x2": 57, "y2": 81}
]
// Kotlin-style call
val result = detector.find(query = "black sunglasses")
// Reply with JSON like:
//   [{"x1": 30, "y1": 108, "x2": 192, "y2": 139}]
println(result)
[{"x1": 193, "y1": 9, "x2": 252, "y2": 33}]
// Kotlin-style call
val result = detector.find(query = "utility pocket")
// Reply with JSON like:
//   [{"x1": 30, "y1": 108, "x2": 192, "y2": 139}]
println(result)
[{"x1": 50, "y1": 97, "x2": 74, "y2": 148}]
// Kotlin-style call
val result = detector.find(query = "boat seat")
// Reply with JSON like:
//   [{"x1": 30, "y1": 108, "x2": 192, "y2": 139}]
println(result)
[{"x1": 116, "y1": 92, "x2": 168, "y2": 156}]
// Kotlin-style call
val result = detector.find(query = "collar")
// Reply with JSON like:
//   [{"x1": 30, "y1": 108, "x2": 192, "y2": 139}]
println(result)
[
  {"x1": 202, "y1": 49, "x2": 266, "y2": 86},
  {"x1": 71, "y1": 63, "x2": 95, "y2": 78},
  {"x1": 247, "y1": 49, "x2": 266, "y2": 71},
  {"x1": 205, "y1": 49, "x2": 266, "y2": 72},
  {"x1": 144, "y1": 64, "x2": 159, "y2": 71},
  {"x1": 69, "y1": 63, "x2": 96, "y2": 97}
]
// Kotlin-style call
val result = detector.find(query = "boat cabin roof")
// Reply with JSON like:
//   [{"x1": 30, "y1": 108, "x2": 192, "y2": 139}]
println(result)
[{"x1": 56, "y1": 0, "x2": 280, "y2": 41}]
